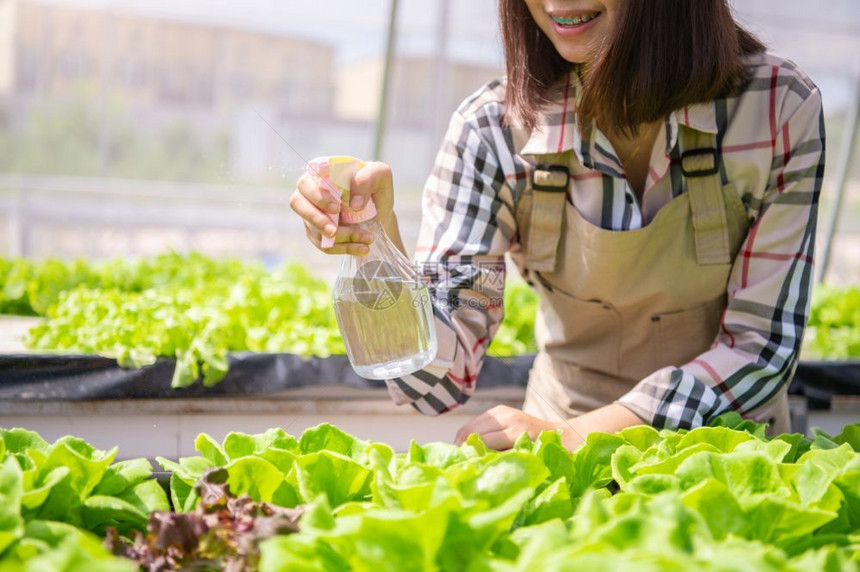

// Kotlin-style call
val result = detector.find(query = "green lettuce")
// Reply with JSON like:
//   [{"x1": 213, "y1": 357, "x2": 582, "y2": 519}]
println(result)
[
  {"x1": 0, "y1": 428, "x2": 168, "y2": 540},
  {"x1": 6, "y1": 422, "x2": 860, "y2": 571}
]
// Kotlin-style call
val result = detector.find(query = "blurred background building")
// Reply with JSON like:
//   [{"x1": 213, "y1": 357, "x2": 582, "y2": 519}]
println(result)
[
  {"x1": 0, "y1": 0, "x2": 858, "y2": 284},
  {"x1": 2, "y1": 0, "x2": 335, "y2": 116}
]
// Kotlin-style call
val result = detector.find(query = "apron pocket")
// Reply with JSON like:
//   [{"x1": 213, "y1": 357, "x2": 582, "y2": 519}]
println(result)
[
  {"x1": 537, "y1": 289, "x2": 621, "y2": 376},
  {"x1": 652, "y1": 295, "x2": 726, "y2": 369}
]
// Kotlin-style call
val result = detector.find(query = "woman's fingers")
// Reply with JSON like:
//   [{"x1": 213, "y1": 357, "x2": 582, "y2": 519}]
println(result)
[
  {"x1": 454, "y1": 407, "x2": 510, "y2": 445},
  {"x1": 297, "y1": 171, "x2": 343, "y2": 214},
  {"x1": 315, "y1": 241, "x2": 371, "y2": 256},
  {"x1": 305, "y1": 225, "x2": 374, "y2": 245},
  {"x1": 350, "y1": 161, "x2": 394, "y2": 218},
  {"x1": 292, "y1": 161, "x2": 396, "y2": 254},
  {"x1": 453, "y1": 405, "x2": 558, "y2": 450},
  {"x1": 290, "y1": 187, "x2": 339, "y2": 238},
  {"x1": 478, "y1": 429, "x2": 523, "y2": 451},
  {"x1": 303, "y1": 216, "x2": 374, "y2": 255}
]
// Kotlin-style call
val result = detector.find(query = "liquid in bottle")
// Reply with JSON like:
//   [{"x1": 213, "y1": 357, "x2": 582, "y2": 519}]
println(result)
[{"x1": 310, "y1": 156, "x2": 437, "y2": 379}]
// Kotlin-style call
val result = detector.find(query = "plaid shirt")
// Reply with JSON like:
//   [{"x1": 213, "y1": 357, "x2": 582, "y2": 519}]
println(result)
[{"x1": 385, "y1": 52, "x2": 825, "y2": 430}]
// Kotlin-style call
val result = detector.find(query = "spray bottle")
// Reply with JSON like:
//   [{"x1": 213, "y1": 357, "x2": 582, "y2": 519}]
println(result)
[{"x1": 309, "y1": 156, "x2": 437, "y2": 379}]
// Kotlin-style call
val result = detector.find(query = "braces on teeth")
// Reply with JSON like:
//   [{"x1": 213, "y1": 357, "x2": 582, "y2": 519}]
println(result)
[{"x1": 553, "y1": 12, "x2": 599, "y2": 25}]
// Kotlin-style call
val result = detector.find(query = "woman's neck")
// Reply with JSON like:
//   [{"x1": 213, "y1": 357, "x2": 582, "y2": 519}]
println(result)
[{"x1": 604, "y1": 120, "x2": 663, "y2": 201}]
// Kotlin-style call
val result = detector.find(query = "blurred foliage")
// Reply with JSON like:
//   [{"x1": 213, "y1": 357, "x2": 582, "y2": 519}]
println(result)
[
  {"x1": 487, "y1": 278, "x2": 538, "y2": 357},
  {"x1": 0, "y1": 252, "x2": 344, "y2": 387},
  {"x1": 805, "y1": 284, "x2": 860, "y2": 359}
]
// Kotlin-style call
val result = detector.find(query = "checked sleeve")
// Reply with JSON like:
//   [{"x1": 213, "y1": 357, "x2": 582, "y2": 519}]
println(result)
[
  {"x1": 619, "y1": 74, "x2": 825, "y2": 429},
  {"x1": 384, "y1": 103, "x2": 518, "y2": 415}
]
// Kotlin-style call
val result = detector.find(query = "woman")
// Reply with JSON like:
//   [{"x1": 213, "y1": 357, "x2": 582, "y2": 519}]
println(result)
[{"x1": 291, "y1": 0, "x2": 825, "y2": 451}]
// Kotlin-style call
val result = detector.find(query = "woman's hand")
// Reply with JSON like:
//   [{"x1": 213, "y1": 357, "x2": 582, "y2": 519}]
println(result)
[
  {"x1": 454, "y1": 403, "x2": 646, "y2": 452},
  {"x1": 290, "y1": 161, "x2": 396, "y2": 255},
  {"x1": 453, "y1": 405, "x2": 584, "y2": 451}
]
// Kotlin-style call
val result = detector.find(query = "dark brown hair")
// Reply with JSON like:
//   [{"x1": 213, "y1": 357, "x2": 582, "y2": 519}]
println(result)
[{"x1": 499, "y1": 0, "x2": 766, "y2": 134}]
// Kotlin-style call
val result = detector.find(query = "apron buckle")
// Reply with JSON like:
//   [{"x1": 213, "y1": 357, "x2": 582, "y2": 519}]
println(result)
[
  {"x1": 681, "y1": 148, "x2": 719, "y2": 177},
  {"x1": 532, "y1": 164, "x2": 570, "y2": 192}
]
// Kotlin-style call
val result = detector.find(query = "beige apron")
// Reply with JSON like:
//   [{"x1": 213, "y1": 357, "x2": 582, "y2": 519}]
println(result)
[{"x1": 515, "y1": 127, "x2": 791, "y2": 435}]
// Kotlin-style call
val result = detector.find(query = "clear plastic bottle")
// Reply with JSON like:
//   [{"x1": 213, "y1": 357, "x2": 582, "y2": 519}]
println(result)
[{"x1": 309, "y1": 156, "x2": 437, "y2": 380}]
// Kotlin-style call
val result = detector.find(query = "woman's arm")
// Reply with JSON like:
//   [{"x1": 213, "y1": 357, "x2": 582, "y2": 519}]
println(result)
[
  {"x1": 384, "y1": 102, "x2": 519, "y2": 415},
  {"x1": 454, "y1": 403, "x2": 644, "y2": 451},
  {"x1": 617, "y1": 70, "x2": 825, "y2": 430},
  {"x1": 455, "y1": 65, "x2": 825, "y2": 450}
]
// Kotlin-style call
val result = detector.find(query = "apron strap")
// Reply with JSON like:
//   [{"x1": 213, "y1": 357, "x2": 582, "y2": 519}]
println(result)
[
  {"x1": 521, "y1": 130, "x2": 732, "y2": 270},
  {"x1": 522, "y1": 151, "x2": 571, "y2": 272},
  {"x1": 680, "y1": 128, "x2": 732, "y2": 265}
]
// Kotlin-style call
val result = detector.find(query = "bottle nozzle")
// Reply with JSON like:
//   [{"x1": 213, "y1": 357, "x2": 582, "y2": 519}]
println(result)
[{"x1": 308, "y1": 156, "x2": 376, "y2": 248}]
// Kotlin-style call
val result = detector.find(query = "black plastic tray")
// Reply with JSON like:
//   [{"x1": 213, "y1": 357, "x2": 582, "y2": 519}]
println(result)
[
  {"x1": 1, "y1": 353, "x2": 856, "y2": 409},
  {"x1": 0, "y1": 353, "x2": 534, "y2": 400}
]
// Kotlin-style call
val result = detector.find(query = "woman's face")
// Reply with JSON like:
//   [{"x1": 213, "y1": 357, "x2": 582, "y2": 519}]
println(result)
[{"x1": 523, "y1": 0, "x2": 617, "y2": 63}]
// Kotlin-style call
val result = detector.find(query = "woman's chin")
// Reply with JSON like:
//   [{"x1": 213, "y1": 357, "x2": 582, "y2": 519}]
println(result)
[{"x1": 553, "y1": 46, "x2": 594, "y2": 65}]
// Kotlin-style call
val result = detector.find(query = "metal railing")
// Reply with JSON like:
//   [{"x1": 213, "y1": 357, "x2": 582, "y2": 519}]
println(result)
[{"x1": 0, "y1": 173, "x2": 295, "y2": 259}]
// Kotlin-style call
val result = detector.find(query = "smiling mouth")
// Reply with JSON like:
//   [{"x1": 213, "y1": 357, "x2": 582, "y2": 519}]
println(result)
[{"x1": 550, "y1": 11, "x2": 602, "y2": 27}]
